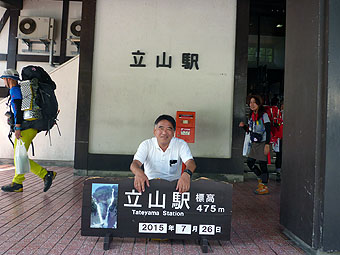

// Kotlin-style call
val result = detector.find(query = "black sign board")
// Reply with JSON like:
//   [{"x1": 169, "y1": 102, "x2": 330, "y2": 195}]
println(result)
[{"x1": 81, "y1": 178, "x2": 232, "y2": 242}]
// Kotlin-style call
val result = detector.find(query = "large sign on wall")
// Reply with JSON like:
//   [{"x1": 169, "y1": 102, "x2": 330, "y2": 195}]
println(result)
[
  {"x1": 81, "y1": 178, "x2": 232, "y2": 240},
  {"x1": 89, "y1": 0, "x2": 237, "y2": 158}
]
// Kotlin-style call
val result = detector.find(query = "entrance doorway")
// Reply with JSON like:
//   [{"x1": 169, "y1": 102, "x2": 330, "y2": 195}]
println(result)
[
  {"x1": 245, "y1": 0, "x2": 286, "y2": 180},
  {"x1": 248, "y1": 0, "x2": 286, "y2": 106}
]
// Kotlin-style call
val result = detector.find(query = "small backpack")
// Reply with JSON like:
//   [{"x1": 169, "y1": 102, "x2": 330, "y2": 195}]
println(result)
[{"x1": 264, "y1": 105, "x2": 283, "y2": 142}]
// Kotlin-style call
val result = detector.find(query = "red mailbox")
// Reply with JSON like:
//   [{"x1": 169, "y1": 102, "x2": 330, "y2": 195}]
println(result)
[{"x1": 175, "y1": 111, "x2": 196, "y2": 143}]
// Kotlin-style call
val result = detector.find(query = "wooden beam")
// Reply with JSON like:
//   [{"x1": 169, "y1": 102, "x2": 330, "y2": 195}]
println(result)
[
  {"x1": 6, "y1": 9, "x2": 19, "y2": 69},
  {"x1": 0, "y1": 0, "x2": 23, "y2": 9},
  {"x1": 0, "y1": 9, "x2": 9, "y2": 34},
  {"x1": 0, "y1": 87, "x2": 9, "y2": 98},
  {"x1": 0, "y1": 53, "x2": 7, "y2": 61},
  {"x1": 74, "y1": 0, "x2": 96, "y2": 170},
  {"x1": 16, "y1": 54, "x2": 72, "y2": 63},
  {"x1": 59, "y1": 0, "x2": 70, "y2": 64}
]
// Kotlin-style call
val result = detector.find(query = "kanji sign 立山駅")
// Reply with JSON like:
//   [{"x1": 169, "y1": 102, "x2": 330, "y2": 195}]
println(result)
[
  {"x1": 130, "y1": 50, "x2": 199, "y2": 70},
  {"x1": 81, "y1": 178, "x2": 232, "y2": 240}
]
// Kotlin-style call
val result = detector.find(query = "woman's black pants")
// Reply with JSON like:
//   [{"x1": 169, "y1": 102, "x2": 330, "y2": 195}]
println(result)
[{"x1": 247, "y1": 157, "x2": 269, "y2": 183}]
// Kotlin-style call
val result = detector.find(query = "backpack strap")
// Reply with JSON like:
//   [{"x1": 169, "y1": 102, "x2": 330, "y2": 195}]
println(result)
[
  {"x1": 44, "y1": 110, "x2": 61, "y2": 146},
  {"x1": 6, "y1": 96, "x2": 14, "y2": 147},
  {"x1": 31, "y1": 141, "x2": 35, "y2": 156},
  {"x1": 6, "y1": 96, "x2": 11, "y2": 107},
  {"x1": 8, "y1": 131, "x2": 14, "y2": 148},
  {"x1": 270, "y1": 107, "x2": 273, "y2": 119},
  {"x1": 6, "y1": 95, "x2": 13, "y2": 115}
]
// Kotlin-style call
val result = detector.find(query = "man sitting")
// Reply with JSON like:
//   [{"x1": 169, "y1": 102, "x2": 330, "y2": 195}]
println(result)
[{"x1": 130, "y1": 114, "x2": 196, "y2": 193}]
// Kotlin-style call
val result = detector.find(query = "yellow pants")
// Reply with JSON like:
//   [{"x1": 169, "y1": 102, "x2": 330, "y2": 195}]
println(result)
[{"x1": 13, "y1": 128, "x2": 47, "y2": 184}]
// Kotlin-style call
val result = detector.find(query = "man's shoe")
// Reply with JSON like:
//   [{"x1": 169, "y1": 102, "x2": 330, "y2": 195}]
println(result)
[
  {"x1": 1, "y1": 182, "x2": 23, "y2": 192},
  {"x1": 43, "y1": 171, "x2": 57, "y2": 192},
  {"x1": 254, "y1": 183, "x2": 269, "y2": 195}
]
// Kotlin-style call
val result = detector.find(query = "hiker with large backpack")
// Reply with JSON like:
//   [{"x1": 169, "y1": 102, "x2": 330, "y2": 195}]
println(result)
[
  {"x1": 239, "y1": 95, "x2": 271, "y2": 195},
  {"x1": 1, "y1": 68, "x2": 57, "y2": 193}
]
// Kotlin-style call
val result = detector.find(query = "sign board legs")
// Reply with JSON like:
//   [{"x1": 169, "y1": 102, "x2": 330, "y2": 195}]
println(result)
[
  {"x1": 104, "y1": 234, "x2": 112, "y2": 250},
  {"x1": 200, "y1": 238, "x2": 209, "y2": 253}
]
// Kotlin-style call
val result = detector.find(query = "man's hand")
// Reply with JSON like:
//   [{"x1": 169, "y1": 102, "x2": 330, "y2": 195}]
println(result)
[
  {"x1": 176, "y1": 172, "x2": 191, "y2": 194},
  {"x1": 176, "y1": 159, "x2": 196, "y2": 193},
  {"x1": 131, "y1": 160, "x2": 150, "y2": 193},
  {"x1": 15, "y1": 130, "x2": 21, "y2": 140},
  {"x1": 134, "y1": 171, "x2": 149, "y2": 193}
]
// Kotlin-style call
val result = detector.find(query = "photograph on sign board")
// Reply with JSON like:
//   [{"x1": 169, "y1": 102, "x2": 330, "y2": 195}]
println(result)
[{"x1": 91, "y1": 183, "x2": 118, "y2": 229}]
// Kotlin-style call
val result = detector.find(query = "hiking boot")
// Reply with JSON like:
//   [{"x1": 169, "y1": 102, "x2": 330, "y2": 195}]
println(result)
[
  {"x1": 43, "y1": 171, "x2": 57, "y2": 192},
  {"x1": 254, "y1": 183, "x2": 269, "y2": 195},
  {"x1": 1, "y1": 182, "x2": 23, "y2": 192}
]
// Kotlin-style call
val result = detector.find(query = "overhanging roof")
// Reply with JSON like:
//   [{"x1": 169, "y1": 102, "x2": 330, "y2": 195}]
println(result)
[{"x1": 0, "y1": 0, "x2": 23, "y2": 9}]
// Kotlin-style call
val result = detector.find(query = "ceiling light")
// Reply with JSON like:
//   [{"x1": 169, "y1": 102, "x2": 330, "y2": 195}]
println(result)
[{"x1": 276, "y1": 24, "x2": 283, "y2": 28}]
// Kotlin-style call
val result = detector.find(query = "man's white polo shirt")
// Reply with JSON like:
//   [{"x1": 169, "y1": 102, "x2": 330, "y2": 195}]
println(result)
[{"x1": 133, "y1": 137, "x2": 193, "y2": 181}]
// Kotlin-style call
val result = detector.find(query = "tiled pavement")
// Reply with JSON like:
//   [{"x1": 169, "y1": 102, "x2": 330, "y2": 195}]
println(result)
[{"x1": 0, "y1": 164, "x2": 305, "y2": 255}]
